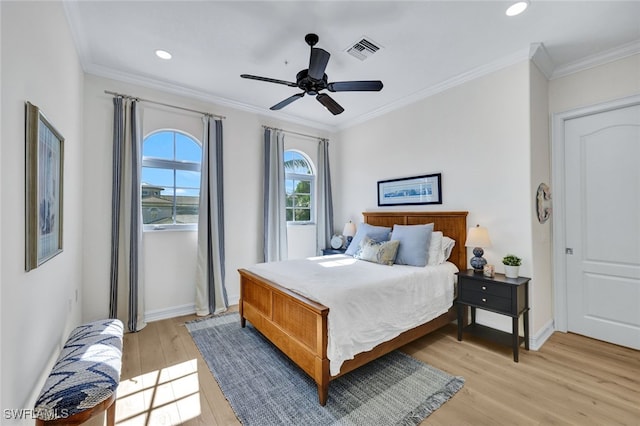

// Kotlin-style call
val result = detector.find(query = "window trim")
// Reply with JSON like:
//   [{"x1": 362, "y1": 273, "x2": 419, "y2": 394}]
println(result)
[{"x1": 142, "y1": 130, "x2": 202, "y2": 232}]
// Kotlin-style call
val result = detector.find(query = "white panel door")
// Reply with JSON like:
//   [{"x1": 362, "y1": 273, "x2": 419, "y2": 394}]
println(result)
[{"x1": 564, "y1": 104, "x2": 640, "y2": 349}]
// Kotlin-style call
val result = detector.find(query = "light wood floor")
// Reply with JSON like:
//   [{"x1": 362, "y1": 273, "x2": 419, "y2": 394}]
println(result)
[{"x1": 87, "y1": 312, "x2": 640, "y2": 426}]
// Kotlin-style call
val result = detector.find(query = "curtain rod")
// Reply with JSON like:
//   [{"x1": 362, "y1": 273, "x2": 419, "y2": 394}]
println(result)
[
  {"x1": 104, "y1": 90, "x2": 226, "y2": 120},
  {"x1": 262, "y1": 125, "x2": 328, "y2": 142}
]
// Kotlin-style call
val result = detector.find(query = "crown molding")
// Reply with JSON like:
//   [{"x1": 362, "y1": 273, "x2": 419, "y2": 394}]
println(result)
[{"x1": 551, "y1": 39, "x2": 640, "y2": 80}]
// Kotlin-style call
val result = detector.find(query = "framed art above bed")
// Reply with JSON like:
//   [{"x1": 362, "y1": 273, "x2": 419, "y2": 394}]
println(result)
[{"x1": 377, "y1": 173, "x2": 442, "y2": 206}]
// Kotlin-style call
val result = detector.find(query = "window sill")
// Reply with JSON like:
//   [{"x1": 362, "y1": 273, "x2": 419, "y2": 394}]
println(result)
[{"x1": 143, "y1": 225, "x2": 198, "y2": 232}]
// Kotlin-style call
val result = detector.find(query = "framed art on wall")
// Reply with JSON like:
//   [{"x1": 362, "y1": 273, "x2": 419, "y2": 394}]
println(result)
[
  {"x1": 377, "y1": 173, "x2": 442, "y2": 206},
  {"x1": 25, "y1": 101, "x2": 64, "y2": 271}
]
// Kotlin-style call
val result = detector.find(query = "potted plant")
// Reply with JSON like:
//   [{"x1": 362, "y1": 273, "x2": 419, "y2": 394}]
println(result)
[{"x1": 502, "y1": 254, "x2": 522, "y2": 278}]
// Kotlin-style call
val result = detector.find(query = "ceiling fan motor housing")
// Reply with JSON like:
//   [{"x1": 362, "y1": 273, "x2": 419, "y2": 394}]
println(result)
[{"x1": 296, "y1": 69, "x2": 328, "y2": 95}]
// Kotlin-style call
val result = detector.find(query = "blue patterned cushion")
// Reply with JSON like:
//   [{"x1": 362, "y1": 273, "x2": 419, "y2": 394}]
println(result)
[
  {"x1": 354, "y1": 236, "x2": 400, "y2": 265},
  {"x1": 34, "y1": 319, "x2": 123, "y2": 421}
]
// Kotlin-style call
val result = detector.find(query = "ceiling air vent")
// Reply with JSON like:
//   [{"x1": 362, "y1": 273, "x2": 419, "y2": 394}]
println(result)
[{"x1": 345, "y1": 37, "x2": 382, "y2": 61}]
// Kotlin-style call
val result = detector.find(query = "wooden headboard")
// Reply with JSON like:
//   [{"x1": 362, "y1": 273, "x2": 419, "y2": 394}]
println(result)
[{"x1": 362, "y1": 211, "x2": 468, "y2": 271}]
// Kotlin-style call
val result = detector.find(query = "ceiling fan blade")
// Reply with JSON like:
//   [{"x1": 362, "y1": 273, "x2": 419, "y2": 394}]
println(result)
[
  {"x1": 241, "y1": 74, "x2": 297, "y2": 87},
  {"x1": 316, "y1": 93, "x2": 344, "y2": 115},
  {"x1": 308, "y1": 48, "x2": 330, "y2": 80},
  {"x1": 327, "y1": 81, "x2": 384, "y2": 92},
  {"x1": 270, "y1": 92, "x2": 305, "y2": 110}
]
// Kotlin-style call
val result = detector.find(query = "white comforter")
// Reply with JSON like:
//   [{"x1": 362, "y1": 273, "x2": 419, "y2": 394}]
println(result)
[{"x1": 246, "y1": 255, "x2": 458, "y2": 376}]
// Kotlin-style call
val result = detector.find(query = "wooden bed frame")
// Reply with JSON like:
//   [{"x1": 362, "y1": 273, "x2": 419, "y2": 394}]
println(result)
[{"x1": 238, "y1": 211, "x2": 468, "y2": 405}]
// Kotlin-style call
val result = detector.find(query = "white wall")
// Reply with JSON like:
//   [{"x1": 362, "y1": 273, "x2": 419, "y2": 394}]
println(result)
[
  {"x1": 82, "y1": 74, "x2": 332, "y2": 322},
  {"x1": 1, "y1": 0, "x2": 84, "y2": 417},
  {"x1": 529, "y1": 62, "x2": 553, "y2": 341},
  {"x1": 334, "y1": 61, "x2": 535, "y2": 334},
  {"x1": 549, "y1": 54, "x2": 640, "y2": 114}
]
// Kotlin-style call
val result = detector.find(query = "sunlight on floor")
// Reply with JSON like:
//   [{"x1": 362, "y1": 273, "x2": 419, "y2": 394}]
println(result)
[{"x1": 115, "y1": 359, "x2": 201, "y2": 425}]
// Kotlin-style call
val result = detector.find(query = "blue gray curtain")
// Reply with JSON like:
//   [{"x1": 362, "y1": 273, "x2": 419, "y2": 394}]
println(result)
[
  {"x1": 109, "y1": 97, "x2": 146, "y2": 332},
  {"x1": 195, "y1": 117, "x2": 228, "y2": 316},
  {"x1": 263, "y1": 128, "x2": 288, "y2": 262},
  {"x1": 316, "y1": 138, "x2": 334, "y2": 254}
]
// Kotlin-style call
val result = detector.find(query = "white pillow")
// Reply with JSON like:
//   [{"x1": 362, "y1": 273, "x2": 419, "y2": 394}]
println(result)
[
  {"x1": 427, "y1": 232, "x2": 456, "y2": 265},
  {"x1": 427, "y1": 232, "x2": 443, "y2": 265},
  {"x1": 442, "y1": 237, "x2": 456, "y2": 261}
]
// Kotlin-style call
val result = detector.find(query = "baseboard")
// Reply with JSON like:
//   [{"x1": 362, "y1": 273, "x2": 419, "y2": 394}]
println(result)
[
  {"x1": 469, "y1": 311, "x2": 555, "y2": 351},
  {"x1": 144, "y1": 304, "x2": 196, "y2": 323},
  {"x1": 529, "y1": 319, "x2": 555, "y2": 351}
]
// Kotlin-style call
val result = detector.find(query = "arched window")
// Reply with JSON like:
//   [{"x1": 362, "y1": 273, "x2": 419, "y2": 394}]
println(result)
[
  {"x1": 284, "y1": 150, "x2": 315, "y2": 223},
  {"x1": 141, "y1": 130, "x2": 201, "y2": 229}
]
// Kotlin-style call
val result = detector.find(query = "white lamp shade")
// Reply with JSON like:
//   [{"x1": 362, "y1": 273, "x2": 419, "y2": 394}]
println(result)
[
  {"x1": 342, "y1": 221, "x2": 356, "y2": 237},
  {"x1": 465, "y1": 226, "x2": 492, "y2": 248}
]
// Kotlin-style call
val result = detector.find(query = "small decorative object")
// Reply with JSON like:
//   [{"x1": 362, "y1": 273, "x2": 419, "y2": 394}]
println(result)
[
  {"x1": 483, "y1": 264, "x2": 495, "y2": 278},
  {"x1": 465, "y1": 224, "x2": 492, "y2": 273},
  {"x1": 502, "y1": 254, "x2": 522, "y2": 278},
  {"x1": 25, "y1": 102, "x2": 64, "y2": 271},
  {"x1": 536, "y1": 183, "x2": 552, "y2": 224},
  {"x1": 377, "y1": 173, "x2": 442, "y2": 206},
  {"x1": 342, "y1": 221, "x2": 356, "y2": 248},
  {"x1": 330, "y1": 234, "x2": 345, "y2": 250}
]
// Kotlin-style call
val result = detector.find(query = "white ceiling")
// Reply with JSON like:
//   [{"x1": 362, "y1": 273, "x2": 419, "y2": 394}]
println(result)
[{"x1": 64, "y1": 1, "x2": 640, "y2": 130}]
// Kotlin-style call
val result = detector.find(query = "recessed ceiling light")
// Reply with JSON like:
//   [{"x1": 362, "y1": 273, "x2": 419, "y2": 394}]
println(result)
[
  {"x1": 155, "y1": 49, "x2": 172, "y2": 60},
  {"x1": 506, "y1": 1, "x2": 529, "y2": 16}
]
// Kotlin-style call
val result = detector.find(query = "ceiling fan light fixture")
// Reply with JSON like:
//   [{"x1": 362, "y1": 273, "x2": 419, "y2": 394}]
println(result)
[
  {"x1": 155, "y1": 49, "x2": 172, "y2": 60},
  {"x1": 506, "y1": 1, "x2": 529, "y2": 16}
]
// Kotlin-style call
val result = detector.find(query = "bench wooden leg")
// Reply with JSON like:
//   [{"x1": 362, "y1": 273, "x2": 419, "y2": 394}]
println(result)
[
  {"x1": 106, "y1": 397, "x2": 116, "y2": 426},
  {"x1": 36, "y1": 393, "x2": 118, "y2": 425}
]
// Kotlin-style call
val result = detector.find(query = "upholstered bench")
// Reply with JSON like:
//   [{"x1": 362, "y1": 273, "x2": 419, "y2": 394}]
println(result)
[{"x1": 34, "y1": 319, "x2": 123, "y2": 426}]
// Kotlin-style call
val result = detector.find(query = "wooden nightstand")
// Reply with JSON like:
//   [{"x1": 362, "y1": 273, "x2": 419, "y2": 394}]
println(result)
[
  {"x1": 456, "y1": 269, "x2": 530, "y2": 362},
  {"x1": 322, "y1": 248, "x2": 347, "y2": 255}
]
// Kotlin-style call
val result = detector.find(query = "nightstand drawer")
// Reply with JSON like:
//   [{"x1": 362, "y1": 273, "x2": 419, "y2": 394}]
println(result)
[
  {"x1": 460, "y1": 280, "x2": 511, "y2": 298},
  {"x1": 459, "y1": 289, "x2": 511, "y2": 313}
]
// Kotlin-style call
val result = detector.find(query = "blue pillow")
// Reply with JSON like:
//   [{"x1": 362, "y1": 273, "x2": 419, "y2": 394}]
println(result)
[
  {"x1": 345, "y1": 223, "x2": 392, "y2": 256},
  {"x1": 391, "y1": 223, "x2": 434, "y2": 266}
]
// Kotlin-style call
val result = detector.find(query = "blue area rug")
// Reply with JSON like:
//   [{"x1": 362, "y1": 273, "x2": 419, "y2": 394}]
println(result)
[{"x1": 186, "y1": 313, "x2": 464, "y2": 425}]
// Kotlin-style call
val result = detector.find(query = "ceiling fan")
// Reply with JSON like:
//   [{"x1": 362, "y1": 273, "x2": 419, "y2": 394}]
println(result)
[{"x1": 241, "y1": 33, "x2": 383, "y2": 115}]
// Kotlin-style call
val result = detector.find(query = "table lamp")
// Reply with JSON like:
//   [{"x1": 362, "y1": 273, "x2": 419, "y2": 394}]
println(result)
[
  {"x1": 342, "y1": 221, "x2": 356, "y2": 248},
  {"x1": 465, "y1": 224, "x2": 492, "y2": 272}
]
